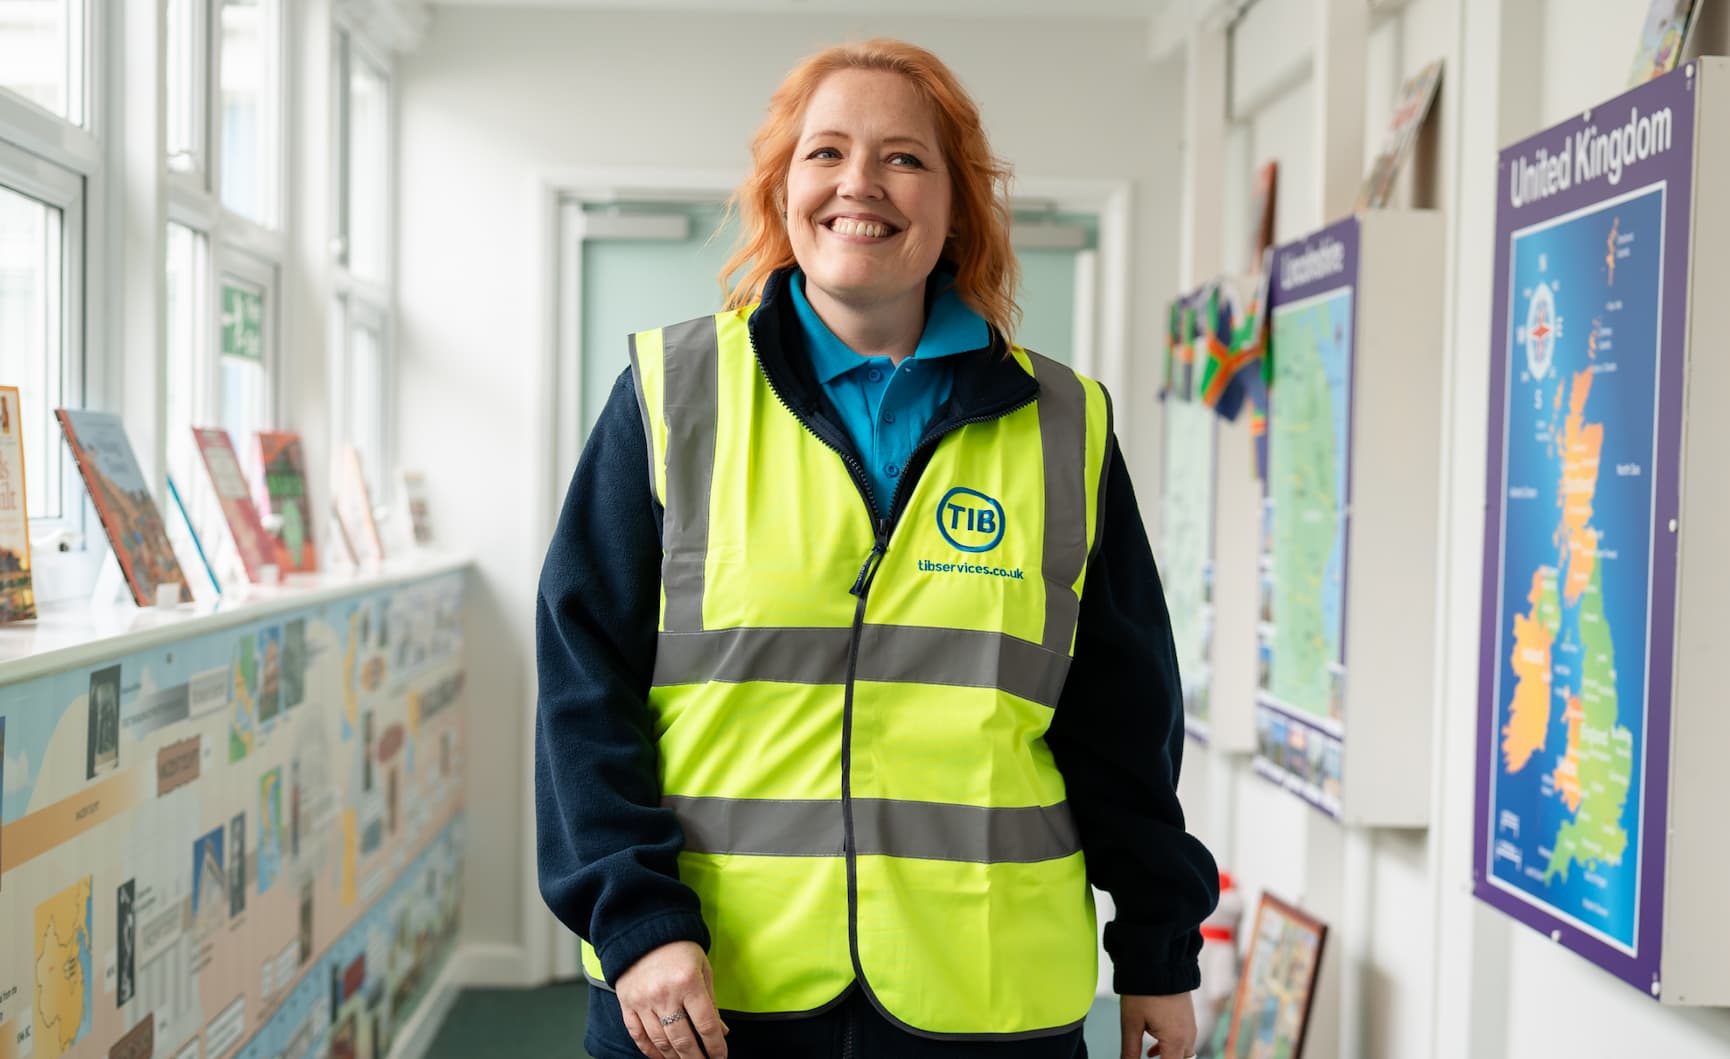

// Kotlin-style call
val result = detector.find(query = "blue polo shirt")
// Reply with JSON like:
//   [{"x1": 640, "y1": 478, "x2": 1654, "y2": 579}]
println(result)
[{"x1": 790, "y1": 270, "x2": 990, "y2": 519}]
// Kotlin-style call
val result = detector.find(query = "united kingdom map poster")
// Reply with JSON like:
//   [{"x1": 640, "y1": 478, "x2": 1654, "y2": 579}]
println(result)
[{"x1": 1474, "y1": 65, "x2": 1694, "y2": 994}]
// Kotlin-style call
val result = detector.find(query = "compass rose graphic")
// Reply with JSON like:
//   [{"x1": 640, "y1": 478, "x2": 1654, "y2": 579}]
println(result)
[{"x1": 1520, "y1": 281, "x2": 1560, "y2": 381}]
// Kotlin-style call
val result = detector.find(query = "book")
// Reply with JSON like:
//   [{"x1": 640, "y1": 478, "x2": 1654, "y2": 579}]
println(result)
[
  {"x1": 333, "y1": 446, "x2": 384, "y2": 566},
  {"x1": 0, "y1": 386, "x2": 37, "y2": 622},
  {"x1": 193, "y1": 427, "x2": 278, "y2": 583},
  {"x1": 1353, "y1": 59, "x2": 1444, "y2": 211},
  {"x1": 400, "y1": 470, "x2": 433, "y2": 547},
  {"x1": 254, "y1": 431, "x2": 318, "y2": 573},
  {"x1": 1627, "y1": 0, "x2": 1700, "y2": 86},
  {"x1": 56, "y1": 409, "x2": 191, "y2": 606}
]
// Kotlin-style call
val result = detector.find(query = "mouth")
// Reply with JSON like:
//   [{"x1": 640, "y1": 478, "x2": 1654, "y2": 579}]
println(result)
[{"x1": 824, "y1": 216, "x2": 900, "y2": 239}]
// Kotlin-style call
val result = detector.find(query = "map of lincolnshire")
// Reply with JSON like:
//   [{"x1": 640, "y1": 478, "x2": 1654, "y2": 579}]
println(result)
[{"x1": 33, "y1": 876, "x2": 93, "y2": 1058}]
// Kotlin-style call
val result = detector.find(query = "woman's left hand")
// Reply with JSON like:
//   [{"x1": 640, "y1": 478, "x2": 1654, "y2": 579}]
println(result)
[{"x1": 1119, "y1": 993, "x2": 1198, "y2": 1059}]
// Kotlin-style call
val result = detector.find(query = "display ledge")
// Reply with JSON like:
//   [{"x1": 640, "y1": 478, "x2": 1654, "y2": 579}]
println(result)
[{"x1": 0, "y1": 552, "x2": 473, "y2": 687}]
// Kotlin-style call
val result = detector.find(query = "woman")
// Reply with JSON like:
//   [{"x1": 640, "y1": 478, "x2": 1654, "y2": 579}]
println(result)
[{"x1": 537, "y1": 40, "x2": 1217, "y2": 1059}]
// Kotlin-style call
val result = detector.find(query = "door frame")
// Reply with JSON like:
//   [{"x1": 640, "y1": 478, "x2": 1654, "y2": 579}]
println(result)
[{"x1": 525, "y1": 165, "x2": 1130, "y2": 983}]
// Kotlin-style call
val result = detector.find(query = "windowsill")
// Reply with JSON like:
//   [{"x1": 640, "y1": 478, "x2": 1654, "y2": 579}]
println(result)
[{"x1": 0, "y1": 551, "x2": 473, "y2": 686}]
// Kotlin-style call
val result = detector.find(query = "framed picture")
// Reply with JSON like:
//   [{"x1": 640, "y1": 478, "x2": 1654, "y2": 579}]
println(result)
[{"x1": 1224, "y1": 891, "x2": 1327, "y2": 1059}]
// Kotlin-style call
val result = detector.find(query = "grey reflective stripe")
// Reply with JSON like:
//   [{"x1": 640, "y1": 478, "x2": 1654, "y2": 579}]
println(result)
[
  {"x1": 625, "y1": 332, "x2": 657, "y2": 503},
  {"x1": 665, "y1": 796, "x2": 843, "y2": 857},
  {"x1": 853, "y1": 798, "x2": 1080, "y2": 864},
  {"x1": 665, "y1": 795, "x2": 1080, "y2": 863},
  {"x1": 651, "y1": 624, "x2": 1070, "y2": 708},
  {"x1": 859, "y1": 625, "x2": 1069, "y2": 709},
  {"x1": 660, "y1": 317, "x2": 720, "y2": 632},
  {"x1": 653, "y1": 626, "x2": 851, "y2": 687},
  {"x1": 1030, "y1": 354, "x2": 1089, "y2": 654}
]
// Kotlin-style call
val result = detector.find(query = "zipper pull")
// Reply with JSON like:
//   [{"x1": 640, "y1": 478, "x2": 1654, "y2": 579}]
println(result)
[{"x1": 849, "y1": 527, "x2": 889, "y2": 598}]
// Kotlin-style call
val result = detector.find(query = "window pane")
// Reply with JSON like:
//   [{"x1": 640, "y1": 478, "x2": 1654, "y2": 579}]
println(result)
[
  {"x1": 166, "y1": 0, "x2": 201, "y2": 172},
  {"x1": 0, "y1": 181, "x2": 63, "y2": 519},
  {"x1": 0, "y1": 0, "x2": 80, "y2": 123},
  {"x1": 347, "y1": 52, "x2": 388, "y2": 280},
  {"x1": 346, "y1": 313, "x2": 384, "y2": 496},
  {"x1": 220, "y1": 0, "x2": 278, "y2": 224},
  {"x1": 219, "y1": 278, "x2": 266, "y2": 457},
  {"x1": 165, "y1": 223, "x2": 209, "y2": 487}
]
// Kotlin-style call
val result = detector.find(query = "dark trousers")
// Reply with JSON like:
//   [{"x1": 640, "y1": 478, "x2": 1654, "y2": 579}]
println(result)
[{"x1": 586, "y1": 984, "x2": 1089, "y2": 1059}]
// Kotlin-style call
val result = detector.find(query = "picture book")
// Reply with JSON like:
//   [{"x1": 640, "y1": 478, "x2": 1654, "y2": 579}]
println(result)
[
  {"x1": 1224, "y1": 891, "x2": 1328, "y2": 1059},
  {"x1": 0, "y1": 386, "x2": 36, "y2": 621},
  {"x1": 254, "y1": 430, "x2": 317, "y2": 572},
  {"x1": 333, "y1": 446, "x2": 384, "y2": 566},
  {"x1": 56, "y1": 409, "x2": 191, "y2": 606},
  {"x1": 1354, "y1": 59, "x2": 1444, "y2": 211},
  {"x1": 1628, "y1": 0, "x2": 1700, "y2": 86},
  {"x1": 194, "y1": 427, "x2": 278, "y2": 582}
]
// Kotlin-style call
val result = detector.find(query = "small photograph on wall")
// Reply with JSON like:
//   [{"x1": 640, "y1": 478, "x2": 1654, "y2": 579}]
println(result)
[
  {"x1": 258, "y1": 624, "x2": 283, "y2": 724},
  {"x1": 1224, "y1": 891, "x2": 1327, "y2": 1059},
  {"x1": 117, "y1": 878, "x2": 136, "y2": 1007},
  {"x1": 283, "y1": 618, "x2": 307, "y2": 709},
  {"x1": 192, "y1": 826, "x2": 226, "y2": 931},
  {"x1": 299, "y1": 878, "x2": 314, "y2": 966},
  {"x1": 229, "y1": 812, "x2": 247, "y2": 917},
  {"x1": 87, "y1": 664, "x2": 122, "y2": 778}
]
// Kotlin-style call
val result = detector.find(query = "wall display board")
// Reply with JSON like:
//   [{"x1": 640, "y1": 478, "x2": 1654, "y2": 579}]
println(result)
[
  {"x1": 1252, "y1": 212, "x2": 1444, "y2": 825},
  {"x1": 0, "y1": 571, "x2": 467, "y2": 1057},
  {"x1": 1161, "y1": 291, "x2": 1218, "y2": 742},
  {"x1": 1474, "y1": 62, "x2": 1730, "y2": 1005}
]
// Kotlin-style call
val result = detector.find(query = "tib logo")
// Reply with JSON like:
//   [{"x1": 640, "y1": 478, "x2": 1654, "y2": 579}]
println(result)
[{"x1": 937, "y1": 487, "x2": 1006, "y2": 552}]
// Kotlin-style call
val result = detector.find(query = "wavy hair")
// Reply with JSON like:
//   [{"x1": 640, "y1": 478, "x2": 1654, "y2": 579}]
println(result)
[{"x1": 720, "y1": 40, "x2": 1021, "y2": 341}]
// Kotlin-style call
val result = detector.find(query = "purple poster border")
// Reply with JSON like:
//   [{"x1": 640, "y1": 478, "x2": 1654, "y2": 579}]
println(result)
[
  {"x1": 1472, "y1": 64, "x2": 1695, "y2": 996},
  {"x1": 1254, "y1": 215, "x2": 1360, "y2": 818}
]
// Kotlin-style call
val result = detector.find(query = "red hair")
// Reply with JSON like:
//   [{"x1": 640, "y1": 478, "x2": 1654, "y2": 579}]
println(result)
[{"x1": 721, "y1": 39, "x2": 1021, "y2": 341}]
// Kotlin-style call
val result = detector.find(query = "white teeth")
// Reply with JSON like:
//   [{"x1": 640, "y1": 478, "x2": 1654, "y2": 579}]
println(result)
[{"x1": 829, "y1": 218, "x2": 893, "y2": 238}]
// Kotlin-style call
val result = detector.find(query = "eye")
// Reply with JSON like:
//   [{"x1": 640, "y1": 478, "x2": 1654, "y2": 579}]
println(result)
[
  {"x1": 888, "y1": 153, "x2": 925, "y2": 168},
  {"x1": 807, "y1": 147, "x2": 841, "y2": 161}
]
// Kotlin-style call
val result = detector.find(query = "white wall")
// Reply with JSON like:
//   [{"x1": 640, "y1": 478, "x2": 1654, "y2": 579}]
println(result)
[
  {"x1": 1180, "y1": 0, "x2": 1730, "y2": 1056},
  {"x1": 394, "y1": 5, "x2": 1185, "y2": 974}
]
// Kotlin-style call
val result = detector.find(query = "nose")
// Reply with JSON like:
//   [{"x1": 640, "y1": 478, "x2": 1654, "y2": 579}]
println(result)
[{"x1": 837, "y1": 153, "x2": 884, "y2": 201}]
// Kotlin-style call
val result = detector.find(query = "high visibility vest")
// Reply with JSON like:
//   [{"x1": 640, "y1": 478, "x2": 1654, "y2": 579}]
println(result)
[{"x1": 581, "y1": 306, "x2": 1113, "y2": 1039}]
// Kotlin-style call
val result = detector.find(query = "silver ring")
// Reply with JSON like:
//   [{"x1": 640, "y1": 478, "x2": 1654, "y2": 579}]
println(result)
[{"x1": 659, "y1": 1012, "x2": 688, "y2": 1027}]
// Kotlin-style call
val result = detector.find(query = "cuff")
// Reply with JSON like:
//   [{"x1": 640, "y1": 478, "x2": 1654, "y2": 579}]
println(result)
[
  {"x1": 595, "y1": 910, "x2": 712, "y2": 983},
  {"x1": 1104, "y1": 921, "x2": 1203, "y2": 996}
]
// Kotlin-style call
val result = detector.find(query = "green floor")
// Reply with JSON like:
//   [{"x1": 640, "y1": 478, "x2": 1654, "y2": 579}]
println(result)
[{"x1": 424, "y1": 984, "x2": 1124, "y2": 1058}]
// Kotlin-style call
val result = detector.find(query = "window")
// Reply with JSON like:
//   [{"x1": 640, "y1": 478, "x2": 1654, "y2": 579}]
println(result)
[
  {"x1": 165, "y1": 222, "x2": 210, "y2": 486},
  {"x1": 332, "y1": 25, "x2": 393, "y2": 507},
  {"x1": 165, "y1": 0, "x2": 207, "y2": 174},
  {"x1": 218, "y1": 269, "x2": 271, "y2": 458},
  {"x1": 0, "y1": 182, "x2": 63, "y2": 520},
  {"x1": 0, "y1": 0, "x2": 86, "y2": 125},
  {"x1": 219, "y1": 0, "x2": 281, "y2": 225}
]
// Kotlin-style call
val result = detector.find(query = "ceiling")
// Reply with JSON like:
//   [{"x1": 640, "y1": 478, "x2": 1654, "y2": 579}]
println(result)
[{"x1": 432, "y1": 0, "x2": 1166, "y2": 20}]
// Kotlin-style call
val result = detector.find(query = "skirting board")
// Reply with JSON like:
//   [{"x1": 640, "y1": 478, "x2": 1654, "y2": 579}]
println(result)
[{"x1": 388, "y1": 944, "x2": 537, "y2": 1059}]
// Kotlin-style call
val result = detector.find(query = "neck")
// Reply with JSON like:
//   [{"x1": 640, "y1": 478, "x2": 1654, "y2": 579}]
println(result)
[{"x1": 804, "y1": 282, "x2": 925, "y2": 365}]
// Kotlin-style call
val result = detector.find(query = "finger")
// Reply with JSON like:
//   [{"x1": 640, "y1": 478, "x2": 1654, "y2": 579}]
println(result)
[
  {"x1": 684, "y1": 990, "x2": 729, "y2": 1059},
  {"x1": 621, "y1": 1008, "x2": 663, "y2": 1059},
  {"x1": 635, "y1": 1009, "x2": 680, "y2": 1059},
  {"x1": 1119, "y1": 1015, "x2": 1142, "y2": 1059},
  {"x1": 660, "y1": 1013, "x2": 706, "y2": 1059}
]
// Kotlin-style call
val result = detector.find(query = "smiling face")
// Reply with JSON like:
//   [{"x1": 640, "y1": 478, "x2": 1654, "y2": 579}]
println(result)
[{"x1": 785, "y1": 68, "x2": 953, "y2": 316}]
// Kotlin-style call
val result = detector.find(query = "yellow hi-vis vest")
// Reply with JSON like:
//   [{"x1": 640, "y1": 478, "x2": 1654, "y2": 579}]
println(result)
[{"x1": 581, "y1": 307, "x2": 1113, "y2": 1039}]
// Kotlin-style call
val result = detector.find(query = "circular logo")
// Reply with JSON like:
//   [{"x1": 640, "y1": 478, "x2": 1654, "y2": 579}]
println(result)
[{"x1": 936, "y1": 487, "x2": 1006, "y2": 553}]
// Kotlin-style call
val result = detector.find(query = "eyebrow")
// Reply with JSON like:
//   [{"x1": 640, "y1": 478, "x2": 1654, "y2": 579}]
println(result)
[{"x1": 804, "y1": 130, "x2": 934, "y2": 151}]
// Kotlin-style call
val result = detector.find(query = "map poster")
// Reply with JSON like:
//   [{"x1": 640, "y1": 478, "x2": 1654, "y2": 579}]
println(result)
[
  {"x1": 1253, "y1": 216, "x2": 1359, "y2": 817},
  {"x1": 1474, "y1": 66, "x2": 1694, "y2": 994}
]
